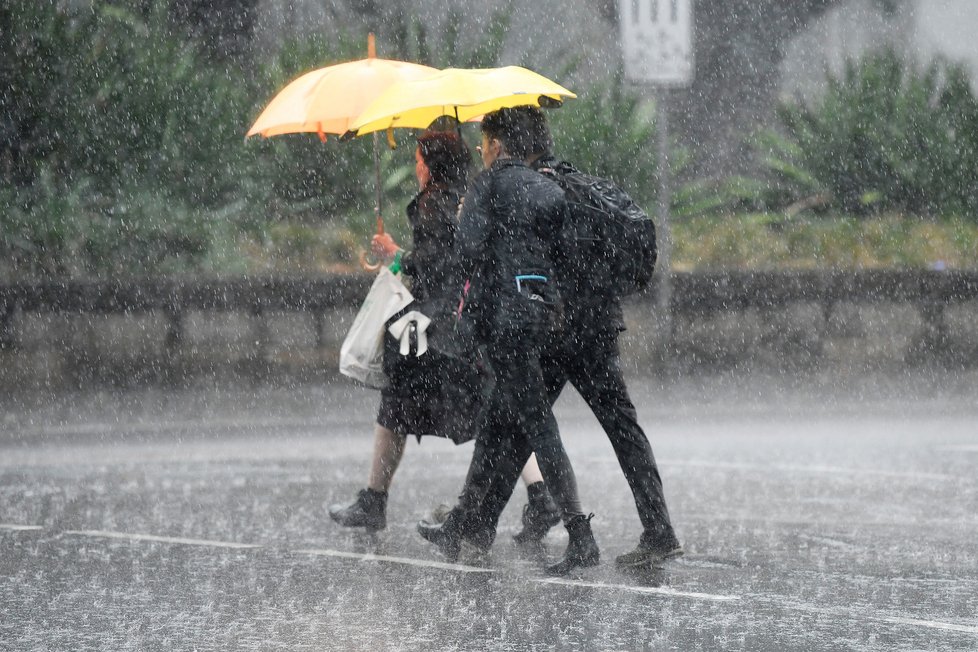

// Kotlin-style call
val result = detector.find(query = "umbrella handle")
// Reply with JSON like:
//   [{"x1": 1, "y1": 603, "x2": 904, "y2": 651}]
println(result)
[
  {"x1": 358, "y1": 215, "x2": 386, "y2": 271},
  {"x1": 359, "y1": 249, "x2": 382, "y2": 272}
]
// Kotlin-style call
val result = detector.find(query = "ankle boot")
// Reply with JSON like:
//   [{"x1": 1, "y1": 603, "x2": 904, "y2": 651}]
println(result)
[
  {"x1": 545, "y1": 513, "x2": 599, "y2": 576},
  {"x1": 328, "y1": 488, "x2": 387, "y2": 531},
  {"x1": 615, "y1": 530, "x2": 684, "y2": 568},
  {"x1": 513, "y1": 482, "x2": 561, "y2": 545},
  {"x1": 417, "y1": 507, "x2": 465, "y2": 561}
]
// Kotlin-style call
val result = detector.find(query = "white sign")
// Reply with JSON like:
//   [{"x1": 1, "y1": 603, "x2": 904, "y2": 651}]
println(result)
[{"x1": 619, "y1": 0, "x2": 694, "y2": 86}]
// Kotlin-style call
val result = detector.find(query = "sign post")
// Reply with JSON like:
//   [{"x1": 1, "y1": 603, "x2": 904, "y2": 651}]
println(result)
[{"x1": 618, "y1": 0, "x2": 694, "y2": 362}]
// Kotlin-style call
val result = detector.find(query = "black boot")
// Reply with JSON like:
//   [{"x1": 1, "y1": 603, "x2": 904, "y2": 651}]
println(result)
[
  {"x1": 424, "y1": 503, "x2": 497, "y2": 552},
  {"x1": 615, "y1": 530, "x2": 683, "y2": 568},
  {"x1": 513, "y1": 482, "x2": 561, "y2": 545},
  {"x1": 417, "y1": 507, "x2": 465, "y2": 561},
  {"x1": 545, "y1": 513, "x2": 600, "y2": 576},
  {"x1": 328, "y1": 488, "x2": 387, "y2": 531}
]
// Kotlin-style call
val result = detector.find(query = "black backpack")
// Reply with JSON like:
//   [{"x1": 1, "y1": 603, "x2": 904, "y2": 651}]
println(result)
[{"x1": 539, "y1": 160, "x2": 657, "y2": 299}]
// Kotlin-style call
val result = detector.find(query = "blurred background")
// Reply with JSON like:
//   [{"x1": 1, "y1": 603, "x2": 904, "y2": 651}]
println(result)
[
  {"x1": 2, "y1": 0, "x2": 978, "y2": 387},
  {"x1": 5, "y1": 0, "x2": 978, "y2": 277}
]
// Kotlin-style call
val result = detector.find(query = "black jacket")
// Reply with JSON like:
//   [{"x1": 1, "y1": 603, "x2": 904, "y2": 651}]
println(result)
[
  {"x1": 457, "y1": 157, "x2": 565, "y2": 344},
  {"x1": 401, "y1": 180, "x2": 464, "y2": 306}
]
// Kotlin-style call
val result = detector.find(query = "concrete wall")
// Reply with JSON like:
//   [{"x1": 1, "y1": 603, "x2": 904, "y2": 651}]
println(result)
[{"x1": 3, "y1": 297, "x2": 975, "y2": 391}]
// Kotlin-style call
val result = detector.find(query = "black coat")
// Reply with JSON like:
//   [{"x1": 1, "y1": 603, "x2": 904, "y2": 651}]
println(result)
[
  {"x1": 456, "y1": 157, "x2": 566, "y2": 345},
  {"x1": 400, "y1": 180, "x2": 464, "y2": 306},
  {"x1": 380, "y1": 178, "x2": 491, "y2": 443}
]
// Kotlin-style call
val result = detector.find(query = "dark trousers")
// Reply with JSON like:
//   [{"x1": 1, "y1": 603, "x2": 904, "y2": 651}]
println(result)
[
  {"x1": 455, "y1": 340, "x2": 584, "y2": 525},
  {"x1": 478, "y1": 328, "x2": 677, "y2": 544}
]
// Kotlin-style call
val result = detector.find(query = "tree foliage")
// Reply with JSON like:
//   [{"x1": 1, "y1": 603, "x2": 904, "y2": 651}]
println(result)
[{"x1": 745, "y1": 48, "x2": 978, "y2": 218}]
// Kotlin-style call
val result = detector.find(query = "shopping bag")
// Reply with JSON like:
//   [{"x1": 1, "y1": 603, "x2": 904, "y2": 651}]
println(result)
[{"x1": 339, "y1": 267, "x2": 414, "y2": 389}]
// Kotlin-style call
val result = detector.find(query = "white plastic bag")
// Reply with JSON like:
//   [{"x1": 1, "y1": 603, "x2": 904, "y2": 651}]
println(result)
[{"x1": 339, "y1": 267, "x2": 414, "y2": 388}]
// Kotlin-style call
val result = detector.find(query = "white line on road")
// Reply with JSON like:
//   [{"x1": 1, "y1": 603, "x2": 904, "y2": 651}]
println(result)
[
  {"x1": 775, "y1": 600, "x2": 978, "y2": 636},
  {"x1": 876, "y1": 614, "x2": 978, "y2": 635},
  {"x1": 63, "y1": 530, "x2": 262, "y2": 550},
  {"x1": 51, "y1": 528, "x2": 741, "y2": 602},
  {"x1": 11, "y1": 417, "x2": 332, "y2": 438},
  {"x1": 295, "y1": 547, "x2": 492, "y2": 574},
  {"x1": 667, "y1": 459, "x2": 956, "y2": 482},
  {"x1": 0, "y1": 523, "x2": 43, "y2": 531},
  {"x1": 296, "y1": 547, "x2": 742, "y2": 601},
  {"x1": 42, "y1": 527, "x2": 978, "y2": 629},
  {"x1": 536, "y1": 577, "x2": 740, "y2": 602}
]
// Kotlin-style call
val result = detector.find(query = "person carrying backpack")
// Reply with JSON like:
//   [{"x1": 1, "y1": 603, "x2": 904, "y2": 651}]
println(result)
[
  {"x1": 416, "y1": 107, "x2": 600, "y2": 576},
  {"x1": 429, "y1": 106, "x2": 682, "y2": 569}
]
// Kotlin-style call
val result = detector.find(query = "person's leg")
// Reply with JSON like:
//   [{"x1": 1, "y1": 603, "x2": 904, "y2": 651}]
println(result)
[
  {"x1": 568, "y1": 332, "x2": 681, "y2": 564},
  {"x1": 329, "y1": 423, "x2": 406, "y2": 531},
  {"x1": 510, "y1": 456, "x2": 561, "y2": 544},
  {"x1": 368, "y1": 423, "x2": 407, "y2": 492},
  {"x1": 430, "y1": 344, "x2": 567, "y2": 544},
  {"x1": 492, "y1": 341, "x2": 597, "y2": 575},
  {"x1": 417, "y1": 343, "x2": 576, "y2": 560},
  {"x1": 520, "y1": 454, "x2": 544, "y2": 484},
  {"x1": 508, "y1": 348, "x2": 568, "y2": 541},
  {"x1": 418, "y1": 411, "x2": 527, "y2": 559},
  {"x1": 494, "y1": 343, "x2": 584, "y2": 524}
]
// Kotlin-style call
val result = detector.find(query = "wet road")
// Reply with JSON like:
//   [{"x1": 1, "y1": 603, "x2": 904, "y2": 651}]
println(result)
[{"x1": 1, "y1": 372, "x2": 977, "y2": 650}]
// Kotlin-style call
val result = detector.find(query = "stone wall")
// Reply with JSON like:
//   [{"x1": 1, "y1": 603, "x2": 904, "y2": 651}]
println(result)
[{"x1": 3, "y1": 272, "x2": 976, "y2": 390}]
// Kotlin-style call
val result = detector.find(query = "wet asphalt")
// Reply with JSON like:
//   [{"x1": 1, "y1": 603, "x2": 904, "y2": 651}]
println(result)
[{"x1": 1, "y1": 371, "x2": 977, "y2": 651}]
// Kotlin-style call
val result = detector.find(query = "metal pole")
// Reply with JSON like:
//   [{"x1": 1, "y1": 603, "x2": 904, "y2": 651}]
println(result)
[{"x1": 655, "y1": 89, "x2": 673, "y2": 361}]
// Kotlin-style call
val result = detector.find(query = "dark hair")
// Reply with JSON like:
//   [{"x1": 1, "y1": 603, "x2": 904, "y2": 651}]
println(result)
[
  {"x1": 480, "y1": 107, "x2": 535, "y2": 160},
  {"x1": 416, "y1": 130, "x2": 471, "y2": 186},
  {"x1": 516, "y1": 106, "x2": 553, "y2": 158}
]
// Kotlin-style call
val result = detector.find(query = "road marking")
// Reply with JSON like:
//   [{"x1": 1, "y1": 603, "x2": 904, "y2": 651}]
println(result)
[
  {"x1": 295, "y1": 547, "x2": 492, "y2": 574},
  {"x1": 0, "y1": 523, "x2": 43, "y2": 531},
  {"x1": 10, "y1": 417, "x2": 334, "y2": 438},
  {"x1": 42, "y1": 528, "x2": 977, "y2": 626},
  {"x1": 776, "y1": 601, "x2": 978, "y2": 636},
  {"x1": 667, "y1": 459, "x2": 956, "y2": 482},
  {"x1": 796, "y1": 534, "x2": 860, "y2": 550},
  {"x1": 876, "y1": 614, "x2": 978, "y2": 635},
  {"x1": 63, "y1": 530, "x2": 262, "y2": 550},
  {"x1": 52, "y1": 528, "x2": 736, "y2": 601},
  {"x1": 536, "y1": 577, "x2": 740, "y2": 602}
]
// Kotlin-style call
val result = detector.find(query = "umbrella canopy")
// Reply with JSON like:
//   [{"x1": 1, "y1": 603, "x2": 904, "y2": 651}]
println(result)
[
  {"x1": 349, "y1": 66, "x2": 576, "y2": 136},
  {"x1": 246, "y1": 37, "x2": 437, "y2": 141},
  {"x1": 245, "y1": 35, "x2": 438, "y2": 269}
]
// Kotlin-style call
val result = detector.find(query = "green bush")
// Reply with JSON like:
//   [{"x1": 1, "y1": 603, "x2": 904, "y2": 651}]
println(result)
[
  {"x1": 0, "y1": 167, "x2": 91, "y2": 278},
  {"x1": 672, "y1": 214, "x2": 978, "y2": 271},
  {"x1": 746, "y1": 48, "x2": 978, "y2": 218},
  {"x1": 547, "y1": 78, "x2": 715, "y2": 219},
  {"x1": 1, "y1": 1, "x2": 259, "y2": 277},
  {"x1": 0, "y1": 1, "x2": 406, "y2": 277}
]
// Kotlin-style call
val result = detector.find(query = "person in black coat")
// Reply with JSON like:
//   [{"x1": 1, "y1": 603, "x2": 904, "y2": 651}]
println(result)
[
  {"x1": 454, "y1": 106, "x2": 683, "y2": 568},
  {"x1": 417, "y1": 107, "x2": 599, "y2": 576},
  {"x1": 328, "y1": 129, "x2": 472, "y2": 531}
]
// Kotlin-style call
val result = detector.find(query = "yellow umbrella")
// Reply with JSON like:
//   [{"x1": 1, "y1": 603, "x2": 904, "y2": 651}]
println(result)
[
  {"x1": 246, "y1": 35, "x2": 436, "y2": 142},
  {"x1": 349, "y1": 66, "x2": 576, "y2": 136},
  {"x1": 246, "y1": 35, "x2": 436, "y2": 267}
]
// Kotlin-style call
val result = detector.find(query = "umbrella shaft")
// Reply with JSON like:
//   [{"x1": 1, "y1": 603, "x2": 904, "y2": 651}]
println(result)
[{"x1": 372, "y1": 132, "x2": 382, "y2": 221}]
